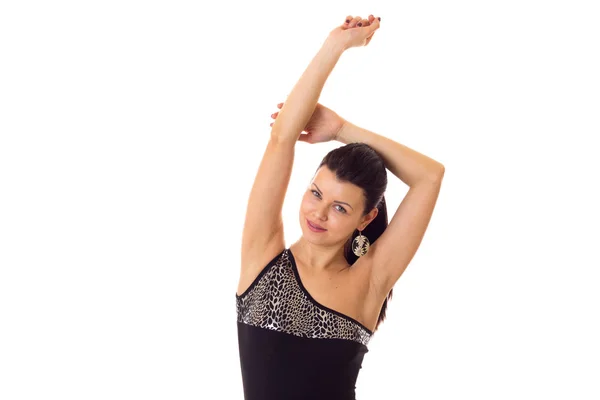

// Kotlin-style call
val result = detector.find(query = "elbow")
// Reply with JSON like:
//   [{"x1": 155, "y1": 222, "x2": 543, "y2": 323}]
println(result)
[{"x1": 428, "y1": 164, "x2": 445, "y2": 182}]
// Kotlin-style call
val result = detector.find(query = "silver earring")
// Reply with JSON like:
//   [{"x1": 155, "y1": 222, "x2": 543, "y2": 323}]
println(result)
[{"x1": 352, "y1": 229, "x2": 370, "y2": 257}]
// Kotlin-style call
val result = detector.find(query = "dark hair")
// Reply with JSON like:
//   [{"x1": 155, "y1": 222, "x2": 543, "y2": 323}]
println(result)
[{"x1": 315, "y1": 142, "x2": 392, "y2": 332}]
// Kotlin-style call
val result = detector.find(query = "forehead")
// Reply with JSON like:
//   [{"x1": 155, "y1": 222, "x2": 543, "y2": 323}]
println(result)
[{"x1": 311, "y1": 167, "x2": 363, "y2": 199}]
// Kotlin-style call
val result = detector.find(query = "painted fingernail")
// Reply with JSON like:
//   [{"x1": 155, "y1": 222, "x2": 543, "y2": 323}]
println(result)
[
  {"x1": 358, "y1": 22, "x2": 362, "y2": 26},
  {"x1": 346, "y1": 19, "x2": 350, "y2": 23},
  {"x1": 378, "y1": 17, "x2": 381, "y2": 21}
]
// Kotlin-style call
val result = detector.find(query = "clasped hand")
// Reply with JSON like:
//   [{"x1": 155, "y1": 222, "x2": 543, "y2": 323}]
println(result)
[{"x1": 329, "y1": 14, "x2": 381, "y2": 51}]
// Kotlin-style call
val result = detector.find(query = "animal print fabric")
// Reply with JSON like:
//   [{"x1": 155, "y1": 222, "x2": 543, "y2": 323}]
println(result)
[{"x1": 236, "y1": 248, "x2": 372, "y2": 346}]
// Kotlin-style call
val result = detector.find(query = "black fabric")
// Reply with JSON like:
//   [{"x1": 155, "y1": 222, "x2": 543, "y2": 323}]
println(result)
[{"x1": 236, "y1": 248, "x2": 372, "y2": 400}]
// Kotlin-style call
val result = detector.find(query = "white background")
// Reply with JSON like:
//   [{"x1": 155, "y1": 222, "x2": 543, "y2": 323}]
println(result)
[{"x1": 1, "y1": 0, "x2": 599, "y2": 399}]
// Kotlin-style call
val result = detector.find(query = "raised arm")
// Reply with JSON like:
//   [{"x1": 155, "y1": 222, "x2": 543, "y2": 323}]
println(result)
[
  {"x1": 337, "y1": 121, "x2": 445, "y2": 295},
  {"x1": 269, "y1": 37, "x2": 345, "y2": 144},
  {"x1": 240, "y1": 16, "x2": 378, "y2": 276},
  {"x1": 271, "y1": 15, "x2": 381, "y2": 145}
]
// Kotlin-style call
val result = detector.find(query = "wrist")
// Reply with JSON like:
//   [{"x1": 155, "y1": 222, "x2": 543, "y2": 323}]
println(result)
[
  {"x1": 323, "y1": 36, "x2": 347, "y2": 56},
  {"x1": 336, "y1": 120, "x2": 352, "y2": 143},
  {"x1": 337, "y1": 120, "x2": 371, "y2": 144}
]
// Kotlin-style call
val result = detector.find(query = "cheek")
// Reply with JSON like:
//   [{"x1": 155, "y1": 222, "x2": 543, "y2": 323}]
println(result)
[{"x1": 300, "y1": 194, "x2": 316, "y2": 210}]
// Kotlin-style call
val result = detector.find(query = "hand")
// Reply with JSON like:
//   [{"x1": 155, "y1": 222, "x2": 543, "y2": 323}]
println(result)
[
  {"x1": 270, "y1": 102, "x2": 346, "y2": 144},
  {"x1": 328, "y1": 14, "x2": 381, "y2": 51}
]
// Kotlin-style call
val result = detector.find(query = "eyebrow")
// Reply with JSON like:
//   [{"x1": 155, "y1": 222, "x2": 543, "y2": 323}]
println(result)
[{"x1": 312, "y1": 183, "x2": 354, "y2": 210}]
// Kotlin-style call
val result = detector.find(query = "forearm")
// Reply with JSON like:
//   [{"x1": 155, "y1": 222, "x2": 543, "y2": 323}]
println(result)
[
  {"x1": 337, "y1": 121, "x2": 445, "y2": 187},
  {"x1": 271, "y1": 38, "x2": 345, "y2": 144}
]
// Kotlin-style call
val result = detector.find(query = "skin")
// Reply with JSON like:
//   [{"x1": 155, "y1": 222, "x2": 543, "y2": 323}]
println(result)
[
  {"x1": 291, "y1": 165, "x2": 379, "y2": 273},
  {"x1": 272, "y1": 15, "x2": 381, "y2": 274},
  {"x1": 240, "y1": 14, "x2": 444, "y2": 330}
]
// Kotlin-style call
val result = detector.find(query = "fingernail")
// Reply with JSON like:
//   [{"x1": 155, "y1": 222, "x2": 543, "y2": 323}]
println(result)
[
  {"x1": 345, "y1": 19, "x2": 350, "y2": 23},
  {"x1": 358, "y1": 22, "x2": 362, "y2": 27},
  {"x1": 378, "y1": 17, "x2": 381, "y2": 21}
]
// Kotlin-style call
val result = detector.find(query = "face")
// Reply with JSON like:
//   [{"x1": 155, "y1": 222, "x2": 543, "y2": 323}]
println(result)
[{"x1": 299, "y1": 166, "x2": 378, "y2": 244}]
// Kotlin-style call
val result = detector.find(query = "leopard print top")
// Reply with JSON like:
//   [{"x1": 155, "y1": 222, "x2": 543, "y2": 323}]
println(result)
[{"x1": 236, "y1": 248, "x2": 373, "y2": 346}]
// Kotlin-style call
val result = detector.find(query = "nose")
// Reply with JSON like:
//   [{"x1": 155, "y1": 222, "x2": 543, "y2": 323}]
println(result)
[{"x1": 314, "y1": 204, "x2": 328, "y2": 220}]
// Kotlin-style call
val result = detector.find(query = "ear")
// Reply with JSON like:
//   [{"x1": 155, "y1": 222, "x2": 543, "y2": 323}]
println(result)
[{"x1": 359, "y1": 207, "x2": 379, "y2": 231}]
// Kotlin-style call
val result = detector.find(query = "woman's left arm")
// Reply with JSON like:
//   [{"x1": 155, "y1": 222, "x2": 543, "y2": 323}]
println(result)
[
  {"x1": 336, "y1": 121, "x2": 444, "y2": 293},
  {"x1": 337, "y1": 121, "x2": 444, "y2": 185}
]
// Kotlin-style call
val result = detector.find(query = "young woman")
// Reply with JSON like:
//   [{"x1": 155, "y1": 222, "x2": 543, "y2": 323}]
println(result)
[{"x1": 236, "y1": 14, "x2": 445, "y2": 400}]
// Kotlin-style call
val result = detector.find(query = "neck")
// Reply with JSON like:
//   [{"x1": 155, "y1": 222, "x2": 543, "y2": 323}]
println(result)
[{"x1": 290, "y1": 237, "x2": 349, "y2": 274}]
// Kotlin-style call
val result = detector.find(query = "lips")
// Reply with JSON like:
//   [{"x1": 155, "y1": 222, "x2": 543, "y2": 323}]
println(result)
[{"x1": 307, "y1": 219, "x2": 326, "y2": 231}]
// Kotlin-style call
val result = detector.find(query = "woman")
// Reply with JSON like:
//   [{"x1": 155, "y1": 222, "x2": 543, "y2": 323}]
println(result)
[{"x1": 236, "y1": 14, "x2": 445, "y2": 400}]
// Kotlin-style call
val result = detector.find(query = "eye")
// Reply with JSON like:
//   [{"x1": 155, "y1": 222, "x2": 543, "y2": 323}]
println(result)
[{"x1": 312, "y1": 191, "x2": 346, "y2": 213}]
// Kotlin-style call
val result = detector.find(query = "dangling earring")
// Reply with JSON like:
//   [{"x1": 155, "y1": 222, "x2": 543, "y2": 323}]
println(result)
[{"x1": 352, "y1": 229, "x2": 370, "y2": 257}]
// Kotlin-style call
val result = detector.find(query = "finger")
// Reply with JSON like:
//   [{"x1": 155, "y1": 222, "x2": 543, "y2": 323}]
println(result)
[
  {"x1": 358, "y1": 18, "x2": 369, "y2": 27},
  {"x1": 271, "y1": 111, "x2": 279, "y2": 119},
  {"x1": 349, "y1": 16, "x2": 361, "y2": 28},
  {"x1": 367, "y1": 17, "x2": 380, "y2": 33},
  {"x1": 368, "y1": 15, "x2": 375, "y2": 24},
  {"x1": 270, "y1": 122, "x2": 274, "y2": 127},
  {"x1": 277, "y1": 103, "x2": 283, "y2": 108},
  {"x1": 343, "y1": 15, "x2": 353, "y2": 28},
  {"x1": 297, "y1": 134, "x2": 310, "y2": 143}
]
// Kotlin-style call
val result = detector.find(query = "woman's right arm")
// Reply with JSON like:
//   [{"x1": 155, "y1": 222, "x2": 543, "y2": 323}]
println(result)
[
  {"x1": 270, "y1": 37, "x2": 346, "y2": 144},
  {"x1": 241, "y1": 36, "x2": 347, "y2": 273}
]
